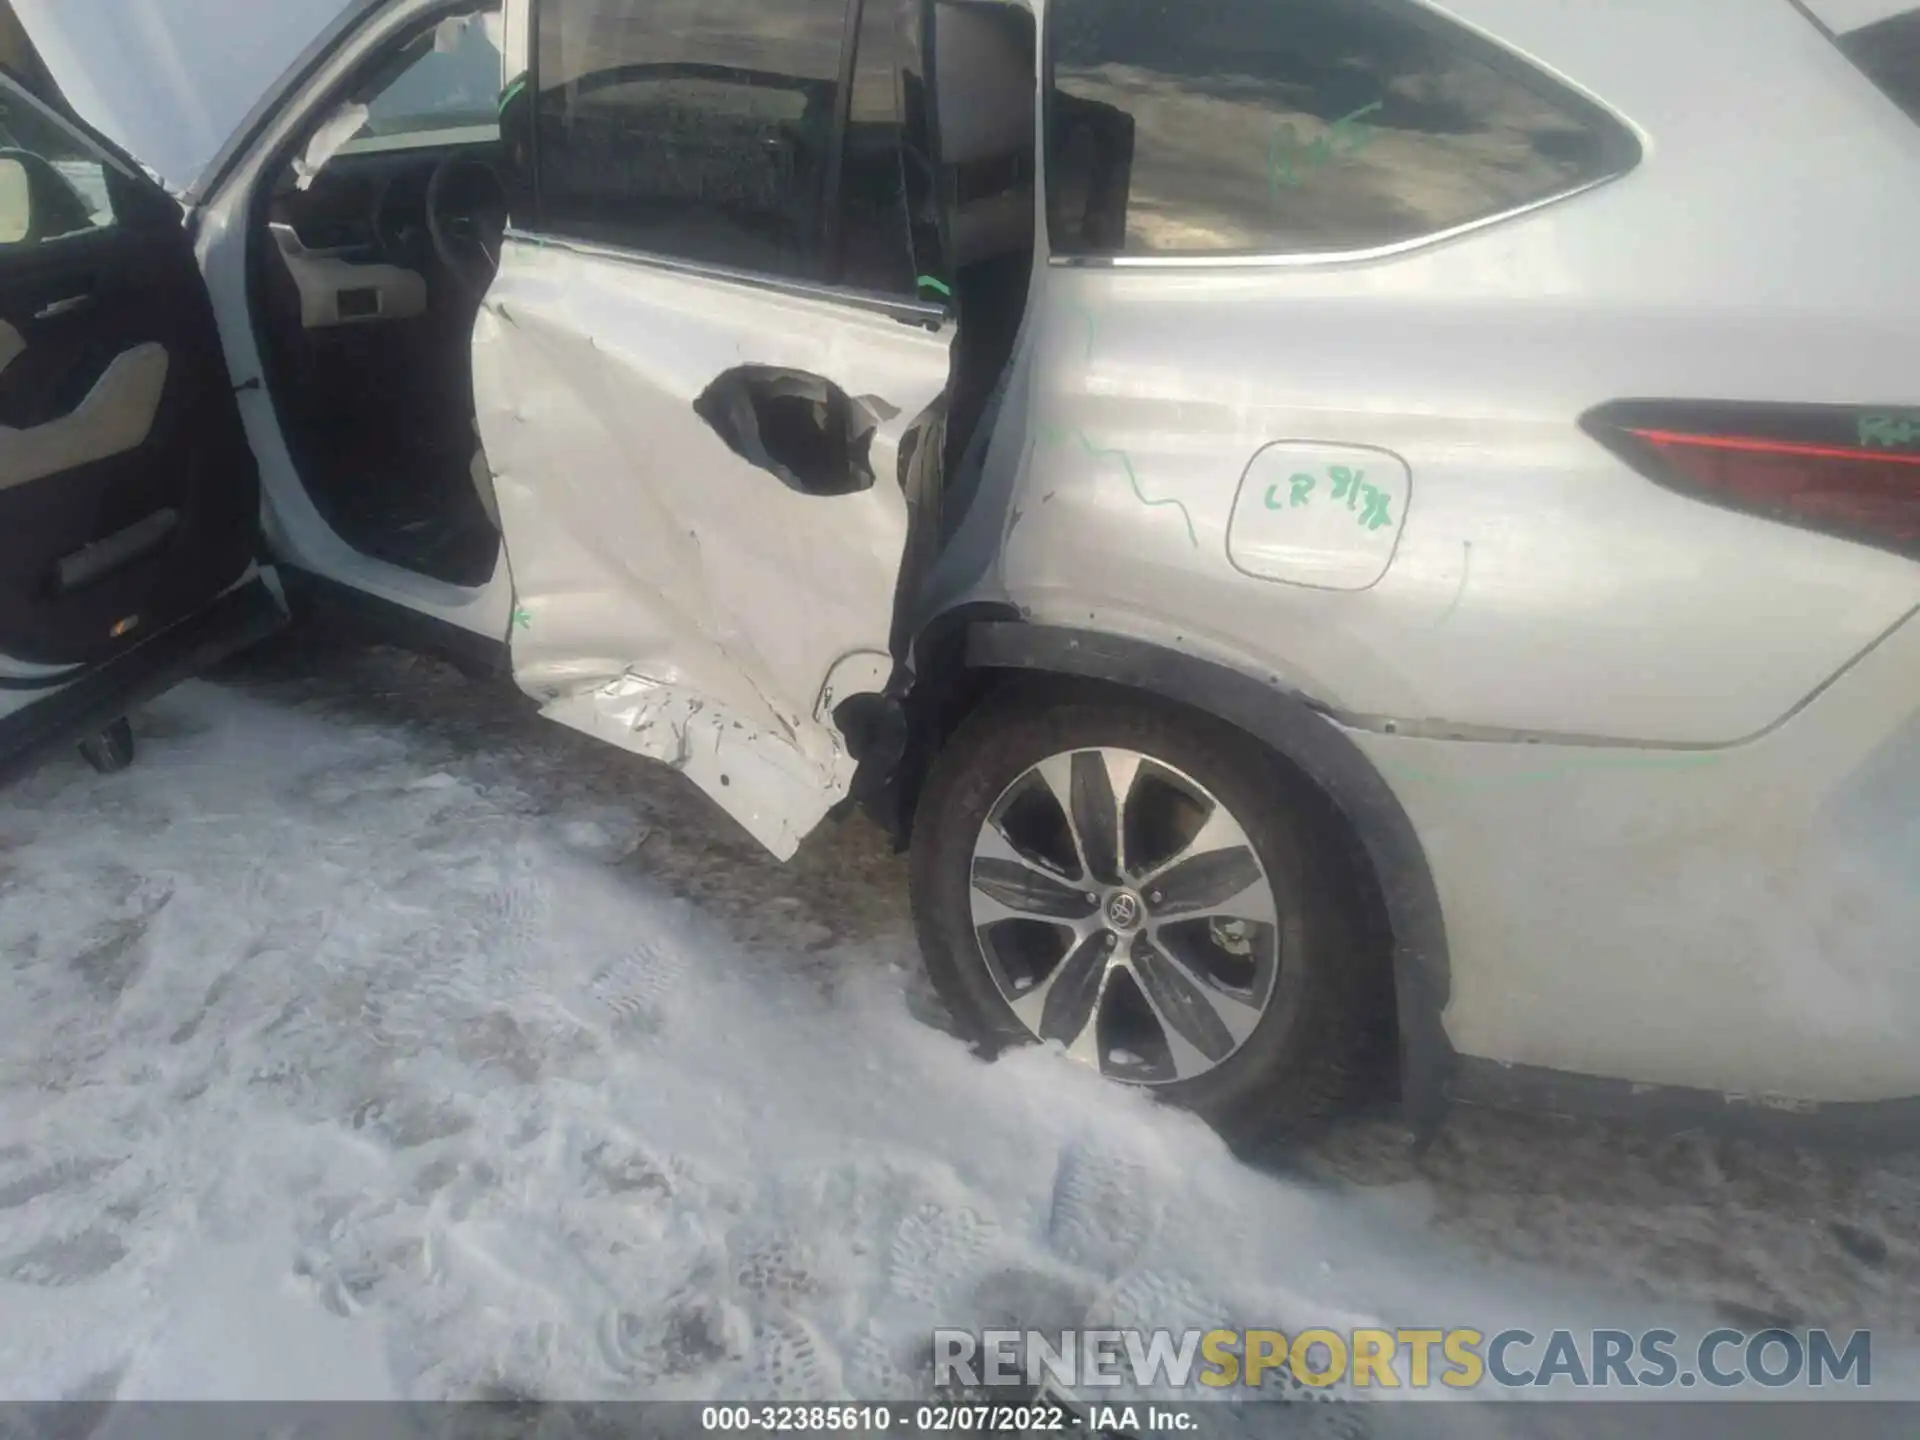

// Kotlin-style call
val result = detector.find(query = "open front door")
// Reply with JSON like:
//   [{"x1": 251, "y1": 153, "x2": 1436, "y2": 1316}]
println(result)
[
  {"x1": 0, "y1": 66, "x2": 278, "y2": 782},
  {"x1": 474, "y1": 0, "x2": 954, "y2": 859}
]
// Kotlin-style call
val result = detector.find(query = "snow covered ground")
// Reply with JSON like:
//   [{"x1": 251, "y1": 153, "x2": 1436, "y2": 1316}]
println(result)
[{"x1": 0, "y1": 634, "x2": 1914, "y2": 1419}]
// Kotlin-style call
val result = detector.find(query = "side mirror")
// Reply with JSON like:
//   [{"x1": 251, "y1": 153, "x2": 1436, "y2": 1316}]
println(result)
[
  {"x1": 0, "y1": 156, "x2": 28, "y2": 244},
  {"x1": 0, "y1": 148, "x2": 99, "y2": 245}
]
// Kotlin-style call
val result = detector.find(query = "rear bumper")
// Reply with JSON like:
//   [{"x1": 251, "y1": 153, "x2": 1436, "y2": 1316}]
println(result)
[
  {"x1": 1447, "y1": 1057, "x2": 1920, "y2": 1148},
  {"x1": 957, "y1": 614, "x2": 1920, "y2": 1144},
  {"x1": 0, "y1": 574, "x2": 285, "y2": 787},
  {"x1": 1360, "y1": 606, "x2": 1920, "y2": 1126}
]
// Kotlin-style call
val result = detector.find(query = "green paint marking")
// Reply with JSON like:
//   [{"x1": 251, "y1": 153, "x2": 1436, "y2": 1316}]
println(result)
[
  {"x1": 1859, "y1": 414, "x2": 1920, "y2": 449},
  {"x1": 1032, "y1": 423, "x2": 1200, "y2": 548},
  {"x1": 1268, "y1": 99, "x2": 1383, "y2": 207},
  {"x1": 1359, "y1": 484, "x2": 1393, "y2": 531},
  {"x1": 1274, "y1": 464, "x2": 1393, "y2": 531},
  {"x1": 916, "y1": 274, "x2": 952, "y2": 299},
  {"x1": 1330, "y1": 464, "x2": 1364, "y2": 509},
  {"x1": 511, "y1": 607, "x2": 533, "y2": 631},
  {"x1": 1069, "y1": 302, "x2": 1098, "y2": 364},
  {"x1": 1334, "y1": 100, "x2": 1384, "y2": 155}
]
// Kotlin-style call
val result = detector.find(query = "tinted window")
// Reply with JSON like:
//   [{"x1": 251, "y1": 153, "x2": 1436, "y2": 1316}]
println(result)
[
  {"x1": 1836, "y1": 9, "x2": 1920, "y2": 126},
  {"x1": 535, "y1": 0, "x2": 847, "y2": 278},
  {"x1": 837, "y1": 0, "x2": 920, "y2": 296},
  {"x1": 1045, "y1": 0, "x2": 1636, "y2": 258}
]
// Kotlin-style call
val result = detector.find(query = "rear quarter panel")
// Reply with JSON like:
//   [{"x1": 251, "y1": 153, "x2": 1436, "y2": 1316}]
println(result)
[
  {"x1": 996, "y1": 0, "x2": 1920, "y2": 744},
  {"x1": 953, "y1": 0, "x2": 1920, "y2": 1099}
]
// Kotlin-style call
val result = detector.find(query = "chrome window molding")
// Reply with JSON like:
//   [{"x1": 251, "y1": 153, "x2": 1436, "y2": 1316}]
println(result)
[
  {"x1": 1045, "y1": 167, "x2": 1636, "y2": 271},
  {"x1": 500, "y1": 226, "x2": 952, "y2": 326}
]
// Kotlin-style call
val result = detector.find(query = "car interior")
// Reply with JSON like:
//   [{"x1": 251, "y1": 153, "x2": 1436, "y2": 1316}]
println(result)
[
  {"x1": 248, "y1": 8, "x2": 508, "y2": 589},
  {"x1": 0, "y1": 76, "x2": 262, "y2": 680},
  {"x1": 245, "y1": 0, "x2": 1047, "y2": 595}
]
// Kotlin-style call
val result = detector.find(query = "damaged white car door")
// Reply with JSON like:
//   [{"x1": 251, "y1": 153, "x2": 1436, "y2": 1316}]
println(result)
[{"x1": 474, "y1": 0, "x2": 955, "y2": 858}]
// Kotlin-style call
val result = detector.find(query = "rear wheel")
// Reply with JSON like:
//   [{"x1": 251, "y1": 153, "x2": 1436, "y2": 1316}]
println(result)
[{"x1": 910, "y1": 683, "x2": 1378, "y2": 1140}]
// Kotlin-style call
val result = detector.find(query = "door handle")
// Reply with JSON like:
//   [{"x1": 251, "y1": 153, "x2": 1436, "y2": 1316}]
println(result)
[{"x1": 35, "y1": 293, "x2": 92, "y2": 320}]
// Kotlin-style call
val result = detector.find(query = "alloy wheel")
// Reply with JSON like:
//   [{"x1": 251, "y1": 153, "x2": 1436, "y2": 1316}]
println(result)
[{"x1": 967, "y1": 747, "x2": 1282, "y2": 1085}]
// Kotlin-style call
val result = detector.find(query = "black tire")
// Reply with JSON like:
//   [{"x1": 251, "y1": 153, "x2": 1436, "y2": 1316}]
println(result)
[
  {"x1": 77, "y1": 717, "x2": 136, "y2": 775},
  {"x1": 909, "y1": 680, "x2": 1379, "y2": 1142}
]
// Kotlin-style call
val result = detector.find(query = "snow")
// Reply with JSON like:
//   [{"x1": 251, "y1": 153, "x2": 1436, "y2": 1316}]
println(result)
[{"x1": 0, "y1": 647, "x2": 1914, "y2": 1415}]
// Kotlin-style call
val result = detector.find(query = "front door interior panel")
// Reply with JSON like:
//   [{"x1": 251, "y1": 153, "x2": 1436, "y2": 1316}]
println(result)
[{"x1": 0, "y1": 83, "x2": 259, "y2": 670}]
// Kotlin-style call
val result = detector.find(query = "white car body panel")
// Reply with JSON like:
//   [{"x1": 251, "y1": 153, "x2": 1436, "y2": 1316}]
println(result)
[
  {"x1": 1356, "y1": 617, "x2": 1920, "y2": 1102},
  {"x1": 472, "y1": 239, "x2": 954, "y2": 858},
  {"x1": 954, "y1": 0, "x2": 1920, "y2": 747},
  {"x1": 928, "y1": 0, "x2": 1920, "y2": 1102}
]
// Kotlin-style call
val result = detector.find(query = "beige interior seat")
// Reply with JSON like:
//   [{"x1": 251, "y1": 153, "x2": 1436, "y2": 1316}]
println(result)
[{"x1": 0, "y1": 325, "x2": 170, "y2": 493}]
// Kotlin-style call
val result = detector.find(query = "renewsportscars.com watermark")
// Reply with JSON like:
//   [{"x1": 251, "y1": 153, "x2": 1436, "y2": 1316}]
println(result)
[{"x1": 933, "y1": 1326, "x2": 1873, "y2": 1393}]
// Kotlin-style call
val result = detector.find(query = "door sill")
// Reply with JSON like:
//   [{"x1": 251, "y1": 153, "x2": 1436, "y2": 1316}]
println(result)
[
  {"x1": 0, "y1": 577, "x2": 286, "y2": 787},
  {"x1": 276, "y1": 565, "x2": 510, "y2": 679}
]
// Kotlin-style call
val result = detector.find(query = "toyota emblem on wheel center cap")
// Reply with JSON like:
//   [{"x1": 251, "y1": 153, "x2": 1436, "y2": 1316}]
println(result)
[{"x1": 1105, "y1": 892, "x2": 1143, "y2": 930}]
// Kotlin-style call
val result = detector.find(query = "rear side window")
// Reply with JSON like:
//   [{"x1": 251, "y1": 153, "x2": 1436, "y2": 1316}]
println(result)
[
  {"x1": 1045, "y1": 0, "x2": 1639, "y2": 259},
  {"x1": 1831, "y1": 8, "x2": 1920, "y2": 126},
  {"x1": 534, "y1": 0, "x2": 848, "y2": 279}
]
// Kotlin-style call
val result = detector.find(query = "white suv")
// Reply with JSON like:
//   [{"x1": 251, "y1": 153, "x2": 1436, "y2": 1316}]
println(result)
[{"x1": 1, "y1": 0, "x2": 1917, "y2": 1144}]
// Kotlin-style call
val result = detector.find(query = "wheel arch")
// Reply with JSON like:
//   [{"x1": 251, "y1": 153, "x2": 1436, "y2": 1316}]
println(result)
[{"x1": 909, "y1": 616, "x2": 1457, "y2": 1133}]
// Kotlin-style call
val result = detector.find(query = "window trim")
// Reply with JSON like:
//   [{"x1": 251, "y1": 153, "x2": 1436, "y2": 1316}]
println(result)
[
  {"x1": 820, "y1": 0, "x2": 866, "y2": 275},
  {"x1": 0, "y1": 70, "x2": 157, "y2": 252},
  {"x1": 0, "y1": 71, "x2": 144, "y2": 190},
  {"x1": 337, "y1": 121, "x2": 502, "y2": 155},
  {"x1": 1039, "y1": 0, "x2": 1644, "y2": 268},
  {"x1": 1046, "y1": 168, "x2": 1632, "y2": 270},
  {"x1": 502, "y1": 222, "x2": 950, "y2": 327}
]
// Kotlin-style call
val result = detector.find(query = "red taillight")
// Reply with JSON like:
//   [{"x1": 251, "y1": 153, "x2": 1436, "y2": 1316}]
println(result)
[{"x1": 1583, "y1": 404, "x2": 1920, "y2": 562}]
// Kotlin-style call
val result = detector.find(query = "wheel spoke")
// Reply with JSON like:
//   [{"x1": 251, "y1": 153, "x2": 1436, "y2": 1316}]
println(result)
[
  {"x1": 1139, "y1": 807, "x2": 1272, "y2": 924},
  {"x1": 1029, "y1": 753, "x2": 1098, "y2": 883},
  {"x1": 1068, "y1": 751, "x2": 1121, "y2": 885},
  {"x1": 1146, "y1": 883, "x2": 1277, "y2": 930},
  {"x1": 1130, "y1": 937, "x2": 1260, "y2": 1071},
  {"x1": 1100, "y1": 749, "x2": 1146, "y2": 882},
  {"x1": 974, "y1": 817, "x2": 1058, "y2": 872},
  {"x1": 971, "y1": 822, "x2": 1099, "y2": 925},
  {"x1": 1011, "y1": 931, "x2": 1112, "y2": 1055}
]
